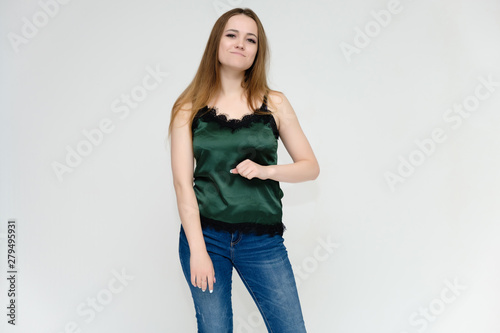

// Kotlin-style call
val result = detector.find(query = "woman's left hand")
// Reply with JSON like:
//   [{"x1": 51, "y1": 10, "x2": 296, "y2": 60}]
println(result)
[{"x1": 230, "y1": 159, "x2": 270, "y2": 180}]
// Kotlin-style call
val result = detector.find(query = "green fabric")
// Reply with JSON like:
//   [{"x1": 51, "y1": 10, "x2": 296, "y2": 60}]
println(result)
[{"x1": 192, "y1": 107, "x2": 284, "y2": 226}]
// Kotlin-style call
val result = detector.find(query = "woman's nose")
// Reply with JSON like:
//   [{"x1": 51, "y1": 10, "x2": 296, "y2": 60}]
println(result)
[{"x1": 235, "y1": 38, "x2": 244, "y2": 49}]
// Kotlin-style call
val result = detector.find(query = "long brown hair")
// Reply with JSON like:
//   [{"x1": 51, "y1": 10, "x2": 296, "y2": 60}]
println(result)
[{"x1": 167, "y1": 8, "x2": 278, "y2": 138}]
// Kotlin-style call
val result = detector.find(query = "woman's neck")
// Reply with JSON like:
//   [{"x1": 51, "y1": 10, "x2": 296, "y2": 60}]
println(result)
[{"x1": 218, "y1": 66, "x2": 246, "y2": 101}]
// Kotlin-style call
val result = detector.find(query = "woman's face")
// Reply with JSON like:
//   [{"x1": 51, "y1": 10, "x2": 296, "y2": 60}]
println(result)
[{"x1": 218, "y1": 14, "x2": 258, "y2": 72}]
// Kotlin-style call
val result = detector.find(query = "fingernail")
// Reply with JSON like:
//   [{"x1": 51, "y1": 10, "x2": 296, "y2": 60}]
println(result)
[{"x1": 210, "y1": 290, "x2": 213, "y2": 293}]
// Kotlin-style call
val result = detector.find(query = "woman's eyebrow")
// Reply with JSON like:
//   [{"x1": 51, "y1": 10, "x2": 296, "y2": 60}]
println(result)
[{"x1": 225, "y1": 29, "x2": 257, "y2": 38}]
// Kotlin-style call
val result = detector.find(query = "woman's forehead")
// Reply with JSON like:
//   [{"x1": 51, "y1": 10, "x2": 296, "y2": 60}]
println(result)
[{"x1": 224, "y1": 15, "x2": 258, "y2": 36}]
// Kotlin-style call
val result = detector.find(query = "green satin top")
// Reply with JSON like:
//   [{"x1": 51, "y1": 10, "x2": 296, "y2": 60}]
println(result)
[{"x1": 191, "y1": 101, "x2": 285, "y2": 236}]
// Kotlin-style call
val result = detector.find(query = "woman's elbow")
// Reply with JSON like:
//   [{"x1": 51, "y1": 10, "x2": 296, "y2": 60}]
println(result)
[
  {"x1": 172, "y1": 179, "x2": 194, "y2": 194},
  {"x1": 307, "y1": 160, "x2": 320, "y2": 181},
  {"x1": 312, "y1": 162, "x2": 320, "y2": 180}
]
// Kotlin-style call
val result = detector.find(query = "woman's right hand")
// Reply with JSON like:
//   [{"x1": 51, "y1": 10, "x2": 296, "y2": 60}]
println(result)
[{"x1": 190, "y1": 250, "x2": 216, "y2": 293}]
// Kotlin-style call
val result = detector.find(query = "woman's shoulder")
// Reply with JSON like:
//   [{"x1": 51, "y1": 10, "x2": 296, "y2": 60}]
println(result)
[
  {"x1": 178, "y1": 102, "x2": 193, "y2": 113},
  {"x1": 172, "y1": 102, "x2": 203, "y2": 133},
  {"x1": 173, "y1": 102, "x2": 193, "y2": 122},
  {"x1": 266, "y1": 90, "x2": 293, "y2": 132},
  {"x1": 267, "y1": 90, "x2": 288, "y2": 105}
]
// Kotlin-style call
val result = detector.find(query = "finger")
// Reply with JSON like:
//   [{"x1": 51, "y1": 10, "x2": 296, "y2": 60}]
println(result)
[
  {"x1": 237, "y1": 165, "x2": 249, "y2": 175},
  {"x1": 201, "y1": 277, "x2": 208, "y2": 292},
  {"x1": 233, "y1": 159, "x2": 251, "y2": 173},
  {"x1": 243, "y1": 169, "x2": 253, "y2": 179},
  {"x1": 194, "y1": 275, "x2": 199, "y2": 288},
  {"x1": 196, "y1": 275, "x2": 204, "y2": 288},
  {"x1": 208, "y1": 281, "x2": 214, "y2": 293},
  {"x1": 191, "y1": 274, "x2": 196, "y2": 287},
  {"x1": 208, "y1": 276, "x2": 214, "y2": 293},
  {"x1": 231, "y1": 166, "x2": 243, "y2": 174}
]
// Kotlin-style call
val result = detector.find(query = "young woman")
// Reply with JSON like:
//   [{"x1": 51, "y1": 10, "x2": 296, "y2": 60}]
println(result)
[{"x1": 168, "y1": 7, "x2": 319, "y2": 332}]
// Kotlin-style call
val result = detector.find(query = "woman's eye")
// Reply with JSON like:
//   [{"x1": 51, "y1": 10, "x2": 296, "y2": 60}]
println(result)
[
  {"x1": 226, "y1": 34, "x2": 235, "y2": 38},
  {"x1": 248, "y1": 39, "x2": 256, "y2": 44}
]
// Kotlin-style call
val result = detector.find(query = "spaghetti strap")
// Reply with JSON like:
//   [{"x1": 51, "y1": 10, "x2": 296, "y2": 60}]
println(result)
[{"x1": 262, "y1": 93, "x2": 269, "y2": 111}]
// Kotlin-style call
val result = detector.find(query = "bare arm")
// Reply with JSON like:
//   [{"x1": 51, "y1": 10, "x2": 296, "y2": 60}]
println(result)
[
  {"x1": 170, "y1": 105, "x2": 215, "y2": 292},
  {"x1": 230, "y1": 92, "x2": 320, "y2": 182}
]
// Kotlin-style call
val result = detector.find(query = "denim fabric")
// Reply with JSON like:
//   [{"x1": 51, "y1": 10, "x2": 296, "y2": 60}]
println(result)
[{"x1": 178, "y1": 224, "x2": 307, "y2": 333}]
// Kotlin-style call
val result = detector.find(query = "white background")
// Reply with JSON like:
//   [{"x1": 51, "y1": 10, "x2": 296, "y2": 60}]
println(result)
[{"x1": 1, "y1": 0, "x2": 499, "y2": 332}]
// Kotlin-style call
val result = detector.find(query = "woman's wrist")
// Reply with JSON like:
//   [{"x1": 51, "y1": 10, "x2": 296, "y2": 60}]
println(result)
[
  {"x1": 265, "y1": 165, "x2": 276, "y2": 180},
  {"x1": 190, "y1": 246, "x2": 208, "y2": 256}
]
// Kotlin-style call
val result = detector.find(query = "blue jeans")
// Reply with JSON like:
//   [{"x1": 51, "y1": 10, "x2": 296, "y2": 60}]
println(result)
[{"x1": 178, "y1": 224, "x2": 307, "y2": 333}]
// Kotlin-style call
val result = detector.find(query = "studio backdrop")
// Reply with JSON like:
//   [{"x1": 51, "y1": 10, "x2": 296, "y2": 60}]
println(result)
[{"x1": 1, "y1": 0, "x2": 499, "y2": 332}]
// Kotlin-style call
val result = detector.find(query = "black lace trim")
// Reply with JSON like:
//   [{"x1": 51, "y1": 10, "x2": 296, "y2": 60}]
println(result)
[
  {"x1": 200, "y1": 214, "x2": 286, "y2": 237},
  {"x1": 192, "y1": 103, "x2": 279, "y2": 140}
]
